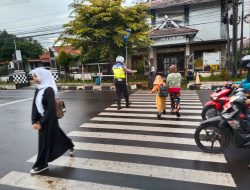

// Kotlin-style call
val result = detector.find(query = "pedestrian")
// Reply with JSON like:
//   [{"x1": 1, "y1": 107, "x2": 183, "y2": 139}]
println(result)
[
  {"x1": 150, "y1": 73, "x2": 166, "y2": 119},
  {"x1": 149, "y1": 66, "x2": 156, "y2": 87},
  {"x1": 112, "y1": 55, "x2": 136, "y2": 110},
  {"x1": 30, "y1": 67, "x2": 74, "y2": 175},
  {"x1": 166, "y1": 64, "x2": 182, "y2": 117}
]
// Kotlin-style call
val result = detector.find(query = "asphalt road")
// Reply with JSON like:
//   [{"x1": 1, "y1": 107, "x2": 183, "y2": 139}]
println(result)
[{"x1": 0, "y1": 89, "x2": 249, "y2": 190}]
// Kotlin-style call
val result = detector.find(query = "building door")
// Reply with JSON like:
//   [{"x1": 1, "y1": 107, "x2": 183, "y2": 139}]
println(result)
[{"x1": 157, "y1": 52, "x2": 184, "y2": 76}]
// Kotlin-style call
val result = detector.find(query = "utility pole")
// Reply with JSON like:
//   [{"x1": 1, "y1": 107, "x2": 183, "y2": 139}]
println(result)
[
  {"x1": 239, "y1": 0, "x2": 244, "y2": 60},
  {"x1": 232, "y1": 0, "x2": 239, "y2": 77},
  {"x1": 225, "y1": 0, "x2": 231, "y2": 71}
]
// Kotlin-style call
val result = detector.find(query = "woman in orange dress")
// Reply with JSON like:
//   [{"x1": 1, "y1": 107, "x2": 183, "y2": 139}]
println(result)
[{"x1": 150, "y1": 74, "x2": 166, "y2": 119}]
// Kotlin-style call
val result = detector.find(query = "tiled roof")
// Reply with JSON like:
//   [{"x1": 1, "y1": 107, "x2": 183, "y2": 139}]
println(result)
[
  {"x1": 39, "y1": 51, "x2": 50, "y2": 60},
  {"x1": 149, "y1": 0, "x2": 218, "y2": 9},
  {"x1": 29, "y1": 46, "x2": 81, "y2": 63},
  {"x1": 53, "y1": 46, "x2": 81, "y2": 55},
  {"x1": 150, "y1": 27, "x2": 198, "y2": 38}
]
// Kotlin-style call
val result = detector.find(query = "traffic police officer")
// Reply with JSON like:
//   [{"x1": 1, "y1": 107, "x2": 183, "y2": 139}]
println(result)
[{"x1": 112, "y1": 55, "x2": 136, "y2": 110}]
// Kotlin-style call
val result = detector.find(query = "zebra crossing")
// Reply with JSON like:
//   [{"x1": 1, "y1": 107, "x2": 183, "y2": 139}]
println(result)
[{"x1": 0, "y1": 90, "x2": 237, "y2": 189}]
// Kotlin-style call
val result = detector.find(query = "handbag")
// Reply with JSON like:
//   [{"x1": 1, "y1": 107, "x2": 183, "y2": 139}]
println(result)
[
  {"x1": 33, "y1": 122, "x2": 42, "y2": 130},
  {"x1": 158, "y1": 85, "x2": 168, "y2": 97},
  {"x1": 55, "y1": 98, "x2": 66, "y2": 119}
]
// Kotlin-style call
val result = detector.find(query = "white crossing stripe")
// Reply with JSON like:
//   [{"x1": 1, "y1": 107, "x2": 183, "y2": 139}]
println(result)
[
  {"x1": 111, "y1": 104, "x2": 203, "y2": 109},
  {"x1": 91, "y1": 117, "x2": 200, "y2": 126},
  {"x1": 0, "y1": 171, "x2": 138, "y2": 190},
  {"x1": 73, "y1": 142, "x2": 227, "y2": 163},
  {"x1": 105, "y1": 108, "x2": 202, "y2": 114},
  {"x1": 126, "y1": 99, "x2": 201, "y2": 102},
  {"x1": 80, "y1": 123, "x2": 196, "y2": 134},
  {"x1": 68, "y1": 131, "x2": 197, "y2": 146},
  {"x1": 130, "y1": 96, "x2": 200, "y2": 99},
  {"x1": 131, "y1": 94, "x2": 199, "y2": 96},
  {"x1": 129, "y1": 98, "x2": 201, "y2": 101},
  {"x1": 27, "y1": 156, "x2": 236, "y2": 187},
  {"x1": 131, "y1": 94, "x2": 199, "y2": 97},
  {"x1": 122, "y1": 101, "x2": 202, "y2": 105},
  {"x1": 98, "y1": 112, "x2": 202, "y2": 120}
]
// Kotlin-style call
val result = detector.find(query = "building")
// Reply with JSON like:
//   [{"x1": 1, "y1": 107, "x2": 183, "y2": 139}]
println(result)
[
  {"x1": 26, "y1": 46, "x2": 81, "y2": 72},
  {"x1": 129, "y1": 0, "x2": 229, "y2": 75}
]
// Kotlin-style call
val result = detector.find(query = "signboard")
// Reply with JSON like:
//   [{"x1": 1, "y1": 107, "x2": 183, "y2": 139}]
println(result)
[
  {"x1": 153, "y1": 35, "x2": 187, "y2": 46},
  {"x1": 15, "y1": 50, "x2": 22, "y2": 61},
  {"x1": 122, "y1": 28, "x2": 131, "y2": 42},
  {"x1": 203, "y1": 51, "x2": 221, "y2": 66}
]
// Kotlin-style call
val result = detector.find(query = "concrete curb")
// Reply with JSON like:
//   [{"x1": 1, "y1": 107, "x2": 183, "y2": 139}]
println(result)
[
  {"x1": 57, "y1": 85, "x2": 117, "y2": 91},
  {"x1": 0, "y1": 83, "x2": 30, "y2": 90},
  {"x1": 188, "y1": 82, "x2": 226, "y2": 90}
]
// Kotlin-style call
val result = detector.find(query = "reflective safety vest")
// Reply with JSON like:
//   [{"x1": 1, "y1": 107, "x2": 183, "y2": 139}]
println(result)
[{"x1": 112, "y1": 63, "x2": 125, "y2": 79}]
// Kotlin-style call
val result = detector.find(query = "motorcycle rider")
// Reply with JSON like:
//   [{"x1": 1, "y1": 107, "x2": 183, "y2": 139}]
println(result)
[
  {"x1": 233, "y1": 55, "x2": 250, "y2": 90},
  {"x1": 233, "y1": 55, "x2": 250, "y2": 169}
]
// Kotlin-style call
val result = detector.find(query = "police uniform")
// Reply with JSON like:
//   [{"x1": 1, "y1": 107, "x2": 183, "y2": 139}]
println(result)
[{"x1": 112, "y1": 62, "x2": 129, "y2": 110}]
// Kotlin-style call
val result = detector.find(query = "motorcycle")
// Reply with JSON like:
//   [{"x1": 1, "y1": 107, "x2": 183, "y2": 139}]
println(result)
[
  {"x1": 195, "y1": 89, "x2": 250, "y2": 153},
  {"x1": 201, "y1": 82, "x2": 234, "y2": 120}
]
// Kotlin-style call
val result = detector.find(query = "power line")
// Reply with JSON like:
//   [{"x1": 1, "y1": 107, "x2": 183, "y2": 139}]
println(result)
[
  {"x1": 0, "y1": 10, "x2": 69, "y2": 25},
  {"x1": 17, "y1": 31, "x2": 64, "y2": 38},
  {"x1": 0, "y1": 0, "x2": 30, "y2": 7}
]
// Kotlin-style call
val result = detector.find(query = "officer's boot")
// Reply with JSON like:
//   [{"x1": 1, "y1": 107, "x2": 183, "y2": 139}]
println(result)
[
  {"x1": 117, "y1": 99, "x2": 122, "y2": 110},
  {"x1": 125, "y1": 97, "x2": 130, "y2": 108}
]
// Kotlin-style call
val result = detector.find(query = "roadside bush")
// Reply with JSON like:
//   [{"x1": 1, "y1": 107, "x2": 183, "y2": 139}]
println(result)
[{"x1": 220, "y1": 69, "x2": 230, "y2": 80}]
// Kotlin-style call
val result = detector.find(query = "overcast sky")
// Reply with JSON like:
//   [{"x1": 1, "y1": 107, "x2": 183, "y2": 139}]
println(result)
[{"x1": 0, "y1": 0, "x2": 136, "y2": 48}]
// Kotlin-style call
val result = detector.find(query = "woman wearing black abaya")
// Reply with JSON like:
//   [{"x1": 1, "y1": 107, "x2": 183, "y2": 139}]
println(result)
[{"x1": 30, "y1": 68, "x2": 74, "y2": 175}]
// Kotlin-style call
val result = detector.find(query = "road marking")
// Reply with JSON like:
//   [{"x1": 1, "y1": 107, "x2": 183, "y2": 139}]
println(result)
[
  {"x1": 111, "y1": 104, "x2": 203, "y2": 109},
  {"x1": 0, "y1": 90, "x2": 71, "y2": 108},
  {"x1": 130, "y1": 96, "x2": 200, "y2": 99},
  {"x1": 73, "y1": 142, "x2": 227, "y2": 163},
  {"x1": 80, "y1": 123, "x2": 197, "y2": 133},
  {"x1": 131, "y1": 94, "x2": 199, "y2": 96},
  {"x1": 27, "y1": 156, "x2": 236, "y2": 187},
  {"x1": 125, "y1": 99, "x2": 201, "y2": 102},
  {"x1": 91, "y1": 116, "x2": 200, "y2": 126},
  {"x1": 121, "y1": 101, "x2": 202, "y2": 105},
  {"x1": 0, "y1": 98, "x2": 33, "y2": 107},
  {"x1": 105, "y1": 108, "x2": 202, "y2": 114},
  {"x1": 99, "y1": 112, "x2": 202, "y2": 119},
  {"x1": 68, "y1": 131, "x2": 197, "y2": 145},
  {"x1": 68, "y1": 131, "x2": 218, "y2": 147},
  {"x1": 129, "y1": 98, "x2": 201, "y2": 101},
  {"x1": 0, "y1": 171, "x2": 138, "y2": 190}
]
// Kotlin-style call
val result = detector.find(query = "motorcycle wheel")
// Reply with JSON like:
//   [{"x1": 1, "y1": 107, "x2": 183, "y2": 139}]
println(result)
[
  {"x1": 201, "y1": 105, "x2": 219, "y2": 120},
  {"x1": 194, "y1": 124, "x2": 230, "y2": 153}
]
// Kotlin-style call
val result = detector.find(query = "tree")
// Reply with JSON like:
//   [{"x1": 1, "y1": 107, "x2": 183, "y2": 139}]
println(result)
[
  {"x1": 56, "y1": 50, "x2": 76, "y2": 74},
  {"x1": 59, "y1": 0, "x2": 151, "y2": 64},
  {"x1": 0, "y1": 30, "x2": 43, "y2": 62}
]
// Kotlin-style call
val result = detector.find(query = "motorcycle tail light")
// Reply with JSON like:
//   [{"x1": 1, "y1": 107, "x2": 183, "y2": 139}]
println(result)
[{"x1": 239, "y1": 113, "x2": 245, "y2": 118}]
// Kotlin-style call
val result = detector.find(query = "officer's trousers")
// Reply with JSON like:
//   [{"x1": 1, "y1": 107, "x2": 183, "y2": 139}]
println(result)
[{"x1": 115, "y1": 81, "x2": 129, "y2": 106}]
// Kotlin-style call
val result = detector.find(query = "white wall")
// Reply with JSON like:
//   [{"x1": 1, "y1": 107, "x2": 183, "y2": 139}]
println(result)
[
  {"x1": 154, "y1": 7, "x2": 185, "y2": 28},
  {"x1": 0, "y1": 76, "x2": 9, "y2": 82},
  {"x1": 188, "y1": 2, "x2": 223, "y2": 41},
  {"x1": 151, "y1": 1, "x2": 224, "y2": 42}
]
